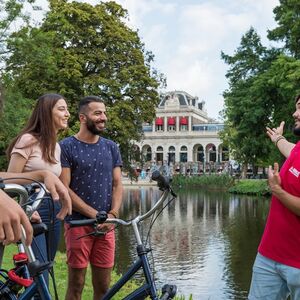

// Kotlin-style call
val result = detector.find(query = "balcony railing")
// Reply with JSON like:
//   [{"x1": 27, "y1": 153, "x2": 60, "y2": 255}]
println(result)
[{"x1": 142, "y1": 124, "x2": 224, "y2": 133}]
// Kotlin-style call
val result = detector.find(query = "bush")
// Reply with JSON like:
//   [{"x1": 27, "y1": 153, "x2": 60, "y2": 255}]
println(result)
[
  {"x1": 228, "y1": 179, "x2": 270, "y2": 196},
  {"x1": 171, "y1": 174, "x2": 234, "y2": 190}
]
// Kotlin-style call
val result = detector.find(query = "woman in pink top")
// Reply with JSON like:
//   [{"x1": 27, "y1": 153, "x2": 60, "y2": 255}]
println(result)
[{"x1": 7, "y1": 93, "x2": 70, "y2": 295}]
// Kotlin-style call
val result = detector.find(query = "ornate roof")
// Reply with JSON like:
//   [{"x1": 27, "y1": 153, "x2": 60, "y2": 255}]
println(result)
[{"x1": 159, "y1": 91, "x2": 205, "y2": 110}]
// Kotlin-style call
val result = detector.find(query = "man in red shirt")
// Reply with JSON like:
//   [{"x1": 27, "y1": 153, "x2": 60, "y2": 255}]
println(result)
[{"x1": 248, "y1": 94, "x2": 300, "y2": 300}]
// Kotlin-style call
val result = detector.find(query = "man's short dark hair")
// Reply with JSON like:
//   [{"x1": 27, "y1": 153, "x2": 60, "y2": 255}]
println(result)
[
  {"x1": 295, "y1": 94, "x2": 300, "y2": 103},
  {"x1": 78, "y1": 96, "x2": 105, "y2": 114}
]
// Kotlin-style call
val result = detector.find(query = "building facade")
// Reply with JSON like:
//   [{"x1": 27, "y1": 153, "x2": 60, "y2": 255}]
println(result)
[{"x1": 134, "y1": 91, "x2": 229, "y2": 174}]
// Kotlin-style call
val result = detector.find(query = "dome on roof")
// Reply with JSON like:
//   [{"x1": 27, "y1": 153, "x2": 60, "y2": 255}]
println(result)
[{"x1": 159, "y1": 91, "x2": 202, "y2": 110}]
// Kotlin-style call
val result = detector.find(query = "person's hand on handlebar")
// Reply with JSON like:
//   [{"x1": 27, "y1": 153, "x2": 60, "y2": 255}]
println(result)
[
  {"x1": 0, "y1": 190, "x2": 33, "y2": 246},
  {"x1": 0, "y1": 170, "x2": 72, "y2": 220},
  {"x1": 96, "y1": 212, "x2": 116, "y2": 232},
  {"x1": 42, "y1": 171, "x2": 72, "y2": 220}
]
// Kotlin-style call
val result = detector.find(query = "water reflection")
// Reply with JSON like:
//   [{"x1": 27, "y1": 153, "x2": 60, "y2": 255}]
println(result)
[{"x1": 115, "y1": 187, "x2": 270, "y2": 299}]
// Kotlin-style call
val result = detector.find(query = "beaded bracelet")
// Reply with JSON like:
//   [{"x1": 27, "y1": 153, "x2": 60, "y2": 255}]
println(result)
[
  {"x1": 274, "y1": 135, "x2": 286, "y2": 147},
  {"x1": 108, "y1": 209, "x2": 119, "y2": 219}
]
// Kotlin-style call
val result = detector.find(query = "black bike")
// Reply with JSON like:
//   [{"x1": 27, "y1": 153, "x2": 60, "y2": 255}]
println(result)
[{"x1": 70, "y1": 170, "x2": 177, "y2": 300}]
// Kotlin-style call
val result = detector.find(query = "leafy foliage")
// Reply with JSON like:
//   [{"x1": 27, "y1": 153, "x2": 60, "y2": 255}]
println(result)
[
  {"x1": 171, "y1": 174, "x2": 235, "y2": 189},
  {"x1": 2, "y1": 0, "x2": 164, "y2": 169},
  {"x1": 221, "y1": 28, "x2": 275, "y2": 172},
  {"x1": 221, "y1": 6, "x2": 300, "y2": 171},
  {"x1": 0, "y1": 79, "x2": 32, "y2": 169},
  {"x1": 228, "y1": 179, "x2": 270, "y2": 196},
  {"x1": 268, "y1": 0, "x2": 300, "y2": 58}
]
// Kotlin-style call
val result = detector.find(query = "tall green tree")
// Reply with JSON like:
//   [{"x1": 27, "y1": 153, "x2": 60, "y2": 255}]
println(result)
[
  {"x1": 268, "y1": 0, "x2": 300, "y2": 58},
  {"x1": 0, "y1": 0, "x2": 38, "y2": 67},
  {"x1": 5, "y1": 0, "x2": 164, "y2": 167},
  {"x1": 0, "y1": 0, "x2": 40, "y2": 168},
  {"x1": 221, "y1": 28, "x2": 276, "y2": 175}
]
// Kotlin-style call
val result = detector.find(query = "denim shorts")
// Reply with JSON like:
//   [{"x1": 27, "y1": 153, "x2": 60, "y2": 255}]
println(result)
[{"x1": 248, "y1": 253, "x2": 300, "y2": 300}]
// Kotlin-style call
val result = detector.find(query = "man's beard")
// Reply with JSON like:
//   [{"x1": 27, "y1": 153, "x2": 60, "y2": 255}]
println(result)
[
  {"x1": 293, "y1": 126, "x2": 300, "y2": 136},
  {"x1": 86, "y1": 118, "x2": 105, "y2": 135}
]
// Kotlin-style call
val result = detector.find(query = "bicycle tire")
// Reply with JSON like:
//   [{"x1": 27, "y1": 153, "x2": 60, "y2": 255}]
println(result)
[{"x1": 0, "y1": 281, "x2": 18, "y2": 300}]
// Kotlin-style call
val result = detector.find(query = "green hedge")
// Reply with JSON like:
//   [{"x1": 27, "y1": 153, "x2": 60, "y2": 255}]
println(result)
[
  {"x1": 171, "y1": 175, "x2": 270, "y2": 196},
  {"x1": 228, "y1": 179, "x2": 270, "y2": 196},
  {"x1": 171, "y1": 174, "x2": 235, "y2": 190}
]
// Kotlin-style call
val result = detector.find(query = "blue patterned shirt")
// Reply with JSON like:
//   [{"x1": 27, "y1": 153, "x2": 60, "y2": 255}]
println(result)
[{"x1": 60, "y1": 136, "x2": 122, "y2": 222}]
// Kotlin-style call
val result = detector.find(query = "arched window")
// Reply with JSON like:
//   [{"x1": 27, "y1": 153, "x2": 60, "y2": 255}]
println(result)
[
  {"x1": 168, "y1": 146, "x2": 175, "y2": 164},
  {"x1": 207, "y1": 144, "x2": 216, "y2": 162},
  {"x1": 197, "y1": 145, "x2": 204, "y2": 162},
  {"x1": 180, "y1": 146, "x2": 188, "y2": 162},
  {"x1": 219, "y1": 145, "x2": 229, "y2": 162},
  {"x1": 142, "y1": 145, "x2": 152, "y2": 162},
  {"x1": 156, "y1": 146, "x2": 164, "y2": 162}
]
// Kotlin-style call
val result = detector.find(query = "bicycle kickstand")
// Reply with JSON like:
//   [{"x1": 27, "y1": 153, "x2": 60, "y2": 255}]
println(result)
[{"x1": 160, "y1": 284, "x2": 177, "y2": 300}]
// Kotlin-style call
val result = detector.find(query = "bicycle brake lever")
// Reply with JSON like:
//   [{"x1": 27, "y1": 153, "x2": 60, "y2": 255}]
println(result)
[
  {"x1": 170, "y1": 188, "x2": 177, "y2": 197},
  {"x1": 76, "y1": 230, "x2": 106, "y2": 240}
]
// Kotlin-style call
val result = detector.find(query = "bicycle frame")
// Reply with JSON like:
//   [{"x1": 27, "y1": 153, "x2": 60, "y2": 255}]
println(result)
[
  {"x1": 2, "y1": 183, "x2": 52, "y2": 300},
  {"x1": 102, "y1": 189, "x2": 170, "y2": 300},
  {"x1": 70, "y1": 171, "x2": 177, "y2": 300}
]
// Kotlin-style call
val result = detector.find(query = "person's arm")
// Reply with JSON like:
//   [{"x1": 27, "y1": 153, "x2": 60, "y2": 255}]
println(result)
[
  {"x1": 60, "y1": 167, "x2": 98, "y2": 218},
  {"x1": 7, "y1": 153, "x2": 27, "y2": 173},
  {"x1": 268, "y1": 162, "x2": 300, "y2": 216},
  {"x1": 0, "y1": 190, "x2": 33, "y2": 246},
  {"x1": 98, "y1": 166, "x2": 123, "y2": 231},
  {"x1": 108, "y1": 166, "x2": 123, "y2": 218},
  {"x1": 266, "y1": 121, "x2": 295, "y2": 158},
  {"x1": 0, "y1": 170, "x2": 72, "y2": 219}
]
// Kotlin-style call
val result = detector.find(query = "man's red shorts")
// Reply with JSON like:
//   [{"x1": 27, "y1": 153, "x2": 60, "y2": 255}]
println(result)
[{"x1": 64, "y1": 223, "x2": 115, "y2": 269}]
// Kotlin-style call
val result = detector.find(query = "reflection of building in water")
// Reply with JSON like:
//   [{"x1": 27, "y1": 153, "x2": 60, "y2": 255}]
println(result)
[
  {"x1": 132, "y1": 91, "x2": 229, "y2": 174},
  {"x1": 116, "y1": 187, "x2": 269, "y2": 299}
]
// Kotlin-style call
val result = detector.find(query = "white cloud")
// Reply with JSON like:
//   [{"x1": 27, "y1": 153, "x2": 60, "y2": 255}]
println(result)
[
  {"x1": 112, "y1": 0, "x2": 280, "y2": 119},
  {"x1": 34, "y1": 0, "x2": 280, "y2": 120}
]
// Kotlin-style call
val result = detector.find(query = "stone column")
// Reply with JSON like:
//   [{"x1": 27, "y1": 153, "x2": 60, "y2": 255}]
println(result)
[
  {"x1": 176, "y1": 116, "x2": 179, "y2": 132},
  {"x1": 188, "y1": 115, "x2": 192, "y2": 131},
  {"x1": 164, "y1": 117, "x2": 168, "y2": 132},
  {"x1": 187, "y1": 145, "x2": 192, "y2": 162}
]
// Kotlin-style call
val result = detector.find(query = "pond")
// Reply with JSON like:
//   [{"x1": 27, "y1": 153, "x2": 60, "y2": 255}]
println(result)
[{"x1": 113, "y1": 186, "x2": 270, "y2": 299}]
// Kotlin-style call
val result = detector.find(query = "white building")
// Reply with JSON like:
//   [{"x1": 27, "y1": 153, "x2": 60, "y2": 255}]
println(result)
[{"x1": 134, "y1": 91, "x2": 229, "y2": 173}]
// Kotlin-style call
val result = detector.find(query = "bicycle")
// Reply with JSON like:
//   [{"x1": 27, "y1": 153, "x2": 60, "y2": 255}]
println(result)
[
  {"x1": 69, "y1": 170, "x2": 178, "y2": 300},
  {"x1": 0, "y1": 181, "x2": 54, "y2": 300}
]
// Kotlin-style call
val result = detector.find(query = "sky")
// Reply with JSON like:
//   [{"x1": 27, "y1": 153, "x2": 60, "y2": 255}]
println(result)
[{"x1": 32, "y1": 0, "x2": 280, "y2": 120}]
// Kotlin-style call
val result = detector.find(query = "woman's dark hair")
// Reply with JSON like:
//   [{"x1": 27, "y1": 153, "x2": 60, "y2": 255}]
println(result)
[{"x1": 7, "y1": 93, "x2": 66, "y2": 164}]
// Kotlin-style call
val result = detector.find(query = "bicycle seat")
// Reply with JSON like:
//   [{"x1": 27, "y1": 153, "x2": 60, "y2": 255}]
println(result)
[{"x1": 31, "y1": 223, "x2": 48, "y2": 237}]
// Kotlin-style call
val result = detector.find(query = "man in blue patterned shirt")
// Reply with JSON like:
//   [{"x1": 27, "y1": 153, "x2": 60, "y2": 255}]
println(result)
[{"x1": 60, "y1": 96, "x2": 123, "y2": 300}]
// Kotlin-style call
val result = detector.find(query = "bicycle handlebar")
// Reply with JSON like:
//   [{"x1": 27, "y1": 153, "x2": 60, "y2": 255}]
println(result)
[
  {"x1": 151, "y1": 170, "x2": 170, "y2": 189},
  {"x1": 69, "y1": 172, "x2": 175, "y2": 228},
  {"x1": 3, "y1": 183, "x2": 48, "y2": 263}
]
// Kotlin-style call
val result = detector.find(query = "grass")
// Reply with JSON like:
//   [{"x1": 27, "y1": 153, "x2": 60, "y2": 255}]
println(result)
[
  {"x1": 2, "y1": 245, "x2": 139, "y2": 299},
  {"x1": 2, "y1": 245, "x2": 191, "y2": 299}
]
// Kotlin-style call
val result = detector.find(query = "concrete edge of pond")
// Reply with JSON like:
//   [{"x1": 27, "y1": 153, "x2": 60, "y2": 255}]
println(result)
[{"x1": 122, "y1": 178, "x2": 156, "y2": 187}]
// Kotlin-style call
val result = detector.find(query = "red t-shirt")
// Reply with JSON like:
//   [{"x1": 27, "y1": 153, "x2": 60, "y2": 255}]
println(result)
[{"x1": 259, "y1": 142, "x2": 300, "y2": 268}]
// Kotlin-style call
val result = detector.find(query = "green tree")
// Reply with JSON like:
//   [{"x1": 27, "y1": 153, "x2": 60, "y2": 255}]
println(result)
[
  {"x1": 251, "y1": 54, "x2": 300, "y2": 165},
  {"x1": 221, "y1": 28, "x2": 275, "y2": 175},
  {"x1": 0, "y1": 0, "x2": 39, "y2": 67},
  {"x1": 268, "y1": 0, "x2": 300, "y2": 58},
  {"x1": 5, "y1": 0, "x2": 164, "y2": 168},
  {"x1": 0, "y1": 78, "x2": 32, "y2": 169}
]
